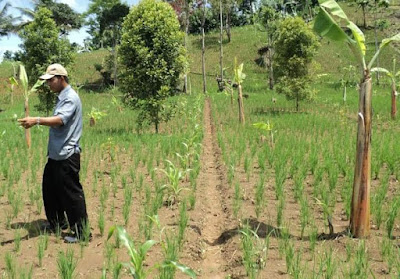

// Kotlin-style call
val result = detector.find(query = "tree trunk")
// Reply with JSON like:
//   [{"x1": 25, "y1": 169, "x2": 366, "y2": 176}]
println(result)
[
  {"x1": 238, "y1": 84, "x2": 245, "y2": 124},
  {"x1": 183, "y1": 1, "x2": 190, "y2": 94},
  {"x1": 362, "y1": 5, "x2": 367, "y2": 29},
  {"x1": 225, "y1": 12, "x2": 231, "y2": 43},
  {"x1": 268, "y1": 36, "x2": 274, "y2": 90},
  {"x1": 343, "y1": 85, "x2": 347, "y2": 102},
  {"x1": 219, "y1": 0, "x2": 223, "y2": 82},
  {"x1": 201, "y1": 0, "x2": 207, "y2": 94},
  {"x1": 391, "y1": 81, "x2": 397, "y2": 120},
  {"x1": 350, "y1": 74, "x2": 372, "y2": 238},
  {"x1": 24, "y1": 99, "x2": 31, "y2": 148}
]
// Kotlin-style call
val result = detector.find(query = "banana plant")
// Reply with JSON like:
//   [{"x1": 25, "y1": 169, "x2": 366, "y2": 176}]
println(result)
[
  {"x1": 234, "y1": 57, "x2": 246, "y2": 125},
  {"x1": 371, "y1": 58, "x2": 400, "y2": 119},
  {"x1": 8, "y1": 76, "x2": 18, "y2": 105},
  {"x1": 19, "y1": 65, "x2": 45, "y2": 148},
  {"x1": 314, "y1": 0, "x2": 400, "y2": 237}
]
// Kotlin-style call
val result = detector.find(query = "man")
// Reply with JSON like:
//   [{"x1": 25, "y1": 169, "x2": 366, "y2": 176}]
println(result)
[{"x1": 18, "y1": 64, "x2": 90, "y2": 243}]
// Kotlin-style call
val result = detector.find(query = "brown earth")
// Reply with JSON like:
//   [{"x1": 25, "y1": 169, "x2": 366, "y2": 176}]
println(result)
[{"x1": 0, "y1": 97, "x2": 400, "y2": 278}]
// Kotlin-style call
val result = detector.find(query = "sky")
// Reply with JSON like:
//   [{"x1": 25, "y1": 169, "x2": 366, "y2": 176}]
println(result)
[{"x1": 0, "y1": 0, "x2": 139, "y2": 54}]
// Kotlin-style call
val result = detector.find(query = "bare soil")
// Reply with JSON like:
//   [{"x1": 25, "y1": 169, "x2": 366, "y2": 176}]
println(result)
[{"x1": 0, "y1": 97, "x2": 399, "y2": 278}]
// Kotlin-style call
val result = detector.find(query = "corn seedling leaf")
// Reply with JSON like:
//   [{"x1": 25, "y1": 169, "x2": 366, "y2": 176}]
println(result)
[
  {"x1": 163, "y1": 261, "x2": 197, "y2": 278},
  {"x1": 139, "y1": 239, "x2": 157, "y2": 257}
]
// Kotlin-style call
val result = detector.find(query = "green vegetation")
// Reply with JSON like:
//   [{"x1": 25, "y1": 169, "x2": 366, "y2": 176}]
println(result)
[{"x1": 0, "y1": 1, "x2": 399, "y2": 278}]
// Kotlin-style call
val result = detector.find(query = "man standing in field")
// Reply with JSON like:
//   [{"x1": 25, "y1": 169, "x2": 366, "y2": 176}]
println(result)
[{"x1": 18, "y1": 63, "x2": 90, "y2": 243}]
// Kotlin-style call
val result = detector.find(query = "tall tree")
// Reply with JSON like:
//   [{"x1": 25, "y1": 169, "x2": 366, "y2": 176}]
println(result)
[
  {"x1": 258, "y1": 5, "x2": 280, "y2": 89},
  {"x1": 15, "y1": 0, "x2": 82, "y2": 35},
  {"x1": 99, "y1": 3, "x2": 129, "y2": 86},
  {"x1": 119, "y1": 0, "x2": 186, "y2": 133},
  {"x1": 274, "y1": 16, "x2": 319, "y2": 111},
  {"x1": 0, "y1": 0, "x2": 17, "y2": 36},
  {"x1": 19, "y1": 7, "x2": 75, "y2": 115},
  {"x1": 85, "y1": 0, "x2": 121, "y2": 49}
]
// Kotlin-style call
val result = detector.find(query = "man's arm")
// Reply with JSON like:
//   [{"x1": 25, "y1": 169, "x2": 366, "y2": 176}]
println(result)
[{"x1": 18, "y1": 116, "x2": 63, "y2": 129}]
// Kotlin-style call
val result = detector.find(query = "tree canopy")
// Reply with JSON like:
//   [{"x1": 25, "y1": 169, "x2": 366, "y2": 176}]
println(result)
[{"x1": 119, "y1": 0, "x2": 187, "y2": 133}]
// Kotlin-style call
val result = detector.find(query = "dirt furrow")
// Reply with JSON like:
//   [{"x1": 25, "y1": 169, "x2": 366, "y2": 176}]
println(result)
[{"x1": 182, "y1": 97, "x2": 233, "y2": 278}]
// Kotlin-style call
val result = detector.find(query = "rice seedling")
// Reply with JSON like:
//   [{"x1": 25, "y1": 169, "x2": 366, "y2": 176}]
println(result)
[
  {"x1": 37, "y1": 233, "x2": 48, "y2": 267},
  {"x1": 347, "y1": 240, "x2": 369, "y2": 278},
  {"x1": 178, "y1": 201, "x2": 188, "y2": 249},
  {"x1": 255, "y1": 174, "x2": 266, "y2": 218},
  {"x1": 276, "y1": 196, "x2": 285, "y2": 228},
  {"x1": 19, "y1": 264, "x2": 33, "y2": 279},
  {"x1": 57, "y1": 248, "x2": 78, "y2": 279},
  {"x1": 299, "y1": 196, "x2": 310, "y2": 239},
  {"x1": 14, "y1": 227, "x2": 22, "y2": 252},
  {"x1": 123, "y1": 184, "x2": 133, "y2": 225},
  {"x1": 239, "y1": 224, "x2": 259, "y2": 279},
  {"x1": 371, "y1": 171, "x2": 389, "y2": 229},
  {"x1": 320, "y1": 246, "x2": 337, "y2": 279},
  {"x1": 380, "y1": 237, "x2": 396, "y2": 273},
  {"x1": 386, "y1": 195, "x2": 400, "y2": 239},
  {"x1": 98, "y1": 206, "x2": 105, "y2": 236},
  {"x1": 233, "y1": 181, "x2": 242, "y2": 218},
  {"x1": 5, "y1": 251, "x2": 16, "y2": 279}
]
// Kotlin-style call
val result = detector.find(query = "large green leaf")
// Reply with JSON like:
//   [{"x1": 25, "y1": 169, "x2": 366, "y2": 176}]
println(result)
[
  {"x1": 371, "y1": 67, "x2": 391, "y2": 76},
  {"x1": 314, "y1": 0, "x2": 366, "y2": 67},
  {"x1": 313, "y1": 8, "x2": 349, "y2": 42},
  {"x1": 380, "y1": 33, "x2": 400, "y2": 49},
  {"x1": 30, "y1": 79, "x2": 45, "y2": 93},
  {"x1": 368, "y1": 33, "x2": 400, "y2": 69}
]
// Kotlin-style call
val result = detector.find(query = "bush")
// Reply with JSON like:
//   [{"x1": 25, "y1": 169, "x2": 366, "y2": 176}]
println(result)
[{"x1": 118, "y1": 0, "x2": 187, "y2": 133}]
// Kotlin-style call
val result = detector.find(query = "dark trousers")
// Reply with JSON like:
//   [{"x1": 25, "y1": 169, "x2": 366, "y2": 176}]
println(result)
[{"x1": 42, "y1": 153, "x2": 88, "y2": 235}]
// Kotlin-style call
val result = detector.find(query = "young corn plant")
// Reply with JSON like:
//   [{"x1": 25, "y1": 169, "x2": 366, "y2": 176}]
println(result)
[
  {"x1": 18, "y1": 64, "x2": 45, "y2": 148},
  {"x1": 108, "y1": 225, "x2": 196, "y2": 279},
  {"x1": 157, "y1": 160, "x2": 191, "y2": 206}
]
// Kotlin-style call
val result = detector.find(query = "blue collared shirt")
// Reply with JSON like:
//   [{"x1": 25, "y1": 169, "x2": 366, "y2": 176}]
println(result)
[{"x1": 48, "y1": 85, "x2": 82, "y2": 160}]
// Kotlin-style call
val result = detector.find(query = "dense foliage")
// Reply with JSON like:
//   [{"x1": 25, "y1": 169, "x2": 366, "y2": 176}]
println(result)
[
  {"x1": 274, "y1": 16, "x2": 319, "y2": 110},
  {"x1": 119, "y1": 0, "x2": 186, "y2": 133}
]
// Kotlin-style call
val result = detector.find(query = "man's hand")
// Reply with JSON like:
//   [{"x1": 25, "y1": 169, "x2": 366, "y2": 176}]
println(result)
[{"x1": 18, "y1": 117, "x2": 37, "y2": 129}]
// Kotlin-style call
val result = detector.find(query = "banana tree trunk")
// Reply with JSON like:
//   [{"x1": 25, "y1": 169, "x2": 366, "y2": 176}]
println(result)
[
  {"x1": 24, "y1": 99, "x2": 31, "y2": 148},
  {"x1": 350, "y1": 74, "x2": 372, "y2": 238},
  {"x1": 392, "y1": 81, "x2": 397, "y2": 120},
  {"x1": 238, "y1": 84, "x2": 245, "y2": 124}
]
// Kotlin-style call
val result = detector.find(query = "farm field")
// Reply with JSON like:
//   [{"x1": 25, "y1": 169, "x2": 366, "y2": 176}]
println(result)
[{"x1": 0, "y1": 3, "x2": 400, "y2": 278}]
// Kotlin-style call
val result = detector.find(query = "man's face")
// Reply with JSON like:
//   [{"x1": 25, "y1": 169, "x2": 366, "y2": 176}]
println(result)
[{"x1": 46, "y1": 76, "x2": 63, "y2": 93}]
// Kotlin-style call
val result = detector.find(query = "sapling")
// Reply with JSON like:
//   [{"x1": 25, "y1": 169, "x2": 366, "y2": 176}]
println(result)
[
  {"x1": 18, "y1": 65, "x2": 45, "y2": 148},
  {"x1": 87, "y1": 107, "x2": 107, "y2": 126},
  {"x1": 314, "y1": 0, "x2": 400, "y2": 238}
]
